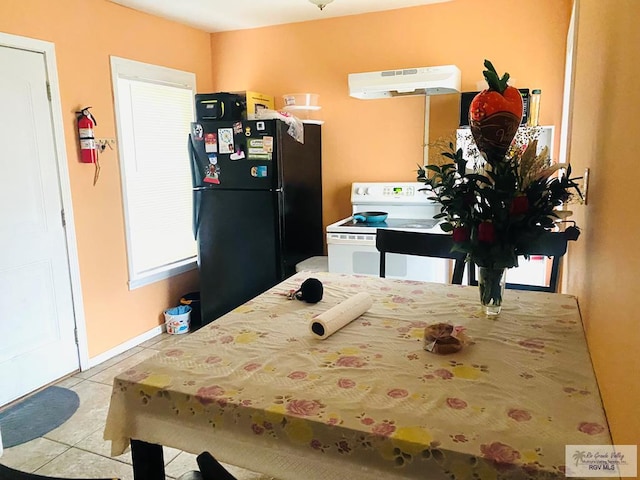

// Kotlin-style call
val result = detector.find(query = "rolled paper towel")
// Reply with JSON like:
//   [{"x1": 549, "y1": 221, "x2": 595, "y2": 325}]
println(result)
[{"x1": 310, "y1": 292, "x2": 373, "y2": 339}]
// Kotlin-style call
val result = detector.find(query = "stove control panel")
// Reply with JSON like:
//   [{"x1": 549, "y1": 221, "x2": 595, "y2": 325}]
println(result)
[
  {"x1": 383, "y1": 185, "x2": 415, "y2": 197},
  {"x1": 351, "y1": 182, "x2": 434, "y2": 204}
]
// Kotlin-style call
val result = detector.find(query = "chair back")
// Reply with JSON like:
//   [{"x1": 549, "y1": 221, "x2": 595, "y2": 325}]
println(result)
[
  {"x1": 467, "y1": 231, "x2": 569, "y2": 293},
  {"x1": 375, "y1": 229, "x2": 466, "y2": 284}
]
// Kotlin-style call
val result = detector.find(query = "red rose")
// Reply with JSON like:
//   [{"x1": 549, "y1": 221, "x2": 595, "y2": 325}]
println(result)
[
  {"x1": 124, "y1": 370, "x2": 148, "y2": 383},
  {"x1": 196, "y1": 385, "x2": 225, "y2": 405},
  {"x1": 507, "y1": 408, "x2": 532, "y2": 422},
  {"x1": 387, "y1": 388, "x2": 409, "y2": 399},
  {"x1": 335, "y1": 356, "x2": 367, "y2": 368},
  {"x1": 510, "y1": 195, "x2": 529, "y2": 215},
  {"x1": 286, "y1": 399, "x2": 324, "y2": 416},
  {"x1": 446, "y1": 397, "x2": 468, "y2": 409},
  {"x1": 478, "y1": 222, "x2": 496, "y2": 243},
  {"x1": 372, "y1": 422, "x2": 396, "y2": 437},
  {"x1": 578, "y1": 422, "x2": 605, "y2": 435},
  {"x1": 410, "y1": 320, "x2": 428, "y2": 328},
  {"x1": 480, "y1": 441, "x2": 521, "y2": 464},
  {"x1": 337, "y1": 378, "x2": 355, "y2": 389},
  {"x1": 164, "y1": 349, "x2": 183, "y2": 357},
  {"x1": 243, "y1": 362, "x2": 261, "y2": 372},
  {"x1": 252, "y1": 424, "x2": 265, "y2": 435},
  {"x1": 452, "y1": 226, "x2": 470, "y2": 242},
  {"x1": 433, "y1": 368, "x2": 453, "y2": 379}
]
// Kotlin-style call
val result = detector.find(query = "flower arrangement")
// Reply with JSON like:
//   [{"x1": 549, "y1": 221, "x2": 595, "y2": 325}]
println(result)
[{"x1": 422, "y1": 60, "x2": 582, "y2": 270}]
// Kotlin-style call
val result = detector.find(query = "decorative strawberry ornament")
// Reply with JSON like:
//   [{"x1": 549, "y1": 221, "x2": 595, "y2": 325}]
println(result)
[{"x1": 469, "y1": 60, "x2": 524, "y2": 163}]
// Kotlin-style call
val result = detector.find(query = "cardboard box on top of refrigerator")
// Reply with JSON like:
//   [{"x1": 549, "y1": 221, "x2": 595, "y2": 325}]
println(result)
[{"x1": 233, "y1": 91, "x2": 275, "y2": 119}]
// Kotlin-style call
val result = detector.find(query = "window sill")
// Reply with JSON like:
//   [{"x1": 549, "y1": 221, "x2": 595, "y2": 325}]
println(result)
[{"x1": 128, "y1": 258, "x2": 197, "y2": 290}]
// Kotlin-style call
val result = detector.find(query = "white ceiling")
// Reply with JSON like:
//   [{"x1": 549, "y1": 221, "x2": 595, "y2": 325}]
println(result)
[{"x1": 109, "y1": 0, "x2": 451, "y2": 33}]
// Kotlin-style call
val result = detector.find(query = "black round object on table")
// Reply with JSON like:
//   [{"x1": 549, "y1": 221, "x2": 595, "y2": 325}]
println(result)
[{"x1": 295, "y1": 278, "x2": 324, "y2": 303}]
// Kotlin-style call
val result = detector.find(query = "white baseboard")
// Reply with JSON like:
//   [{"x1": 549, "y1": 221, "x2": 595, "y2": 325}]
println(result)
[{"x1": 85, "y1": 325, "x2": 165, "y2": 370}]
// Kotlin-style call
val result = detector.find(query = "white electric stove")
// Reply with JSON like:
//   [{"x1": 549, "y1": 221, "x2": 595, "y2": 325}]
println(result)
[{"x1": 326, "y1": 182, "x2": 451, "y2": 282}]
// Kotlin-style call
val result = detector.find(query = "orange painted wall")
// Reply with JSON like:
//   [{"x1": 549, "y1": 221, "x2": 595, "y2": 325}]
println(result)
[
  {"x1": 210, "y1": 0, "x2": 572, "y2": 228},
  {"x1": 567, "y1": 0, "x2": 640, "y2": 450},
  {"x1": 0, "y1": 0, "x2": 211, "y2": 357}
]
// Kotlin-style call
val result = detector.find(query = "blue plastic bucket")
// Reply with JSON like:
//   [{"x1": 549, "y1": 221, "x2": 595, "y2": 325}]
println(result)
[{"x1": 164, "y1": 305, "x2": 191, "y2": 335}]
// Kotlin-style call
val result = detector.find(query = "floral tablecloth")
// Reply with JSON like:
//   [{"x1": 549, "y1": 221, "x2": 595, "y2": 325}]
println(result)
[{"x1": 104, "y1": 272, "x2": 611, "y2": 480}]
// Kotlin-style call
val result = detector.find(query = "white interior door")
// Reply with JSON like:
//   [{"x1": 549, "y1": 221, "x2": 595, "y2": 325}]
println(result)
[{"x1": 0, "y1": 45, "x2": 79, "y2": 406}]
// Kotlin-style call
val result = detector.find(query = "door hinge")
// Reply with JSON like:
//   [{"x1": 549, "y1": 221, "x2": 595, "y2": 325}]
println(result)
[
  {"x1": 46, "y1": 81, "x2": 52, "y2": 101},
  {"x1": 61, "y1": 208, "x2": 66, "y2": 227},
  {"x1": 74, "y1": 327, "x2": 79, "y2": 344}
]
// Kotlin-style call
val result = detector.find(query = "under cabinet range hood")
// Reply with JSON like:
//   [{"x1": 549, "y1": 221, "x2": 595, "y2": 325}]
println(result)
[{"x1": 348, "y1": 65, "x2": 461, "y2": 99}]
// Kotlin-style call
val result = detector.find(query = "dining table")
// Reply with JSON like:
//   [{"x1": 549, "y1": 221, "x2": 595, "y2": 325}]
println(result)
[{"x1": 104, "y1": 271, "x2": 612, "y2": 480}]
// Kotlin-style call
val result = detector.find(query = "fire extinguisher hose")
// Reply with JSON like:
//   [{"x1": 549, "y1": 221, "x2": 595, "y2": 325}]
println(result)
[{"x1": 93, "y1": 155, "x2": 101, "y2": 186}]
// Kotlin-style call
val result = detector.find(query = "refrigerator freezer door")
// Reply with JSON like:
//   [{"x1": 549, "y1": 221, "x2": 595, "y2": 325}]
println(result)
[
  {"x1": 195, "y1": 189, "x2": 281, "y2": 328},
  {"x1": 277, "y1": 123, "x2": 324, "y2": 275},
  {"x1": 190, "y1": 120, "x2": 278, "y2": 190}
]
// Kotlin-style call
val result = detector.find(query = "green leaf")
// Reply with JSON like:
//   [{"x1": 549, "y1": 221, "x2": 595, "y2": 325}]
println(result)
[
  {"x1": 482, "y1": 59, "x2": 509, "y2": 94},
  {"x1": 424, "y1": 165, "x2": 441, "y2": 173},
  {"x1": 440, "y1": 222, "x2": 454, "y2": 232}
]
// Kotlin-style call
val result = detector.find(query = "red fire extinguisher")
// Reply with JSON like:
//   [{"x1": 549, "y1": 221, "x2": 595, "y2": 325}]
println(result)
[{"x1": 76, "y1": 107, "x2": 98, "y2": 164}]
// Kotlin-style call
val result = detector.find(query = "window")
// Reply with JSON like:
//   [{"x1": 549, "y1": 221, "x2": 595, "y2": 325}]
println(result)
[{"x1": 110, "y1": 57, "x2": 197, "y2": 289}]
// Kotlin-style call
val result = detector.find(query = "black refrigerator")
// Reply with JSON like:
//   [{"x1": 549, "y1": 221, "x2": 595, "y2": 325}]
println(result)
[{"x1": 188, "y1": 119, "x2": 323, "y2": 328}]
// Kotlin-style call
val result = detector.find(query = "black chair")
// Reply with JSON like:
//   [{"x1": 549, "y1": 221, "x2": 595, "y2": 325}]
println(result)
[
  {"x1": 194, "y1": 452, "x2": 237, "y2": 480},
  {"x1": 171, "y1": 452, "x2": 238, "y2": 480},
  {"x1": 0, "y1": 456, "x2": 237, "y2": 480},
  {"x1": 375, "y1": 229, "x2": 466, "y2": 284},
  {"x1": 467, "y1": 231, "x2": 569, "y2": 293},
  {"x1": 0, "y1": 463, "x2": 118, "y2": 480}
]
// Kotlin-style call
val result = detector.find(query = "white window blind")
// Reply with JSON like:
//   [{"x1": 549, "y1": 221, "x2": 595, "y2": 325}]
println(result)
[{"x1": 111, "y1": 57, "x2": 197, "y2": 289}]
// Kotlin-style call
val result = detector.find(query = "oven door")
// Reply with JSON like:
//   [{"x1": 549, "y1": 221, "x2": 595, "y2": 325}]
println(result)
[{"x1": 326, "y1": 232, "x2": 450, "y2": 283}]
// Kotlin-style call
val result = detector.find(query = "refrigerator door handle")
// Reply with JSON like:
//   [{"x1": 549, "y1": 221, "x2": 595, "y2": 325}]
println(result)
[
  {"x1": 188, "y1": 134, "x2": 202, "y2": 240},
  {"x1": 192, "y1": 190, "x2": 201, "y2": 240},
  {"x1": 187, "y1": 134, "x2": 200, "y2": 189}
]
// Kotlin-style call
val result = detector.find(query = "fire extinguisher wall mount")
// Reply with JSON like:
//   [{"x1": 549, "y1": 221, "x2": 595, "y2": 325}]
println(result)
[{"x1": 76, "y1": 107, "x2": 98, "y2": 164}]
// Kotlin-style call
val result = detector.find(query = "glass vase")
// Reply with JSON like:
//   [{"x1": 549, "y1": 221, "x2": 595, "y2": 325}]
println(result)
[{"x1": 478, "y1": 267, "x2": 506, "y2": 316}]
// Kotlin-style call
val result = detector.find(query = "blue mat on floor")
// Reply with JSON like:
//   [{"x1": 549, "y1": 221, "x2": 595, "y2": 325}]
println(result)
[{"x1": 0, "y1": 386, "x2": 79, "y2": 448}]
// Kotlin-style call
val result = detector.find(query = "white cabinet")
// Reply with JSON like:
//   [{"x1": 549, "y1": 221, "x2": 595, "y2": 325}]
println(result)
[{"x1": 456, "y1": 125, "x2": 555, "y2": 171}]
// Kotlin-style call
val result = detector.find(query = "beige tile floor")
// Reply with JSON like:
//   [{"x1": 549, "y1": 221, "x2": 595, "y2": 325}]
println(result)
[{"x1": 0, "y1": 333, "x2": 273, "y2": 480}]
